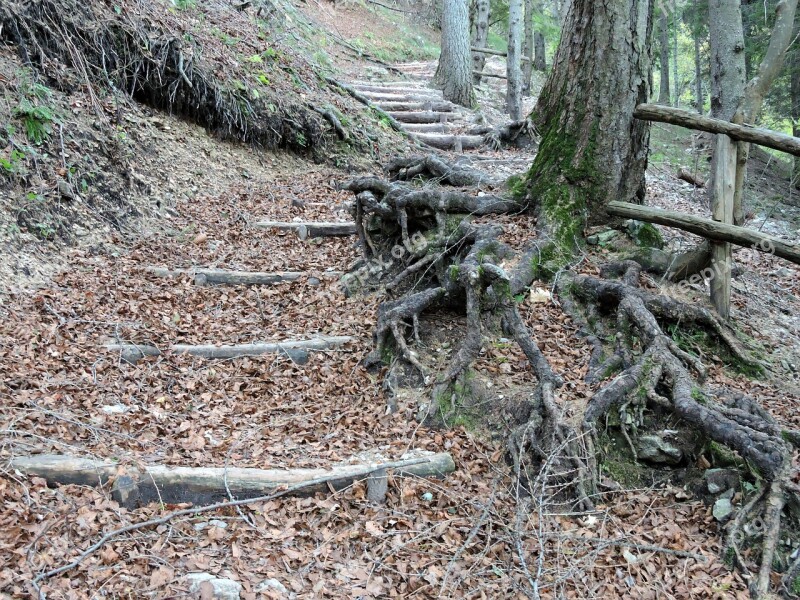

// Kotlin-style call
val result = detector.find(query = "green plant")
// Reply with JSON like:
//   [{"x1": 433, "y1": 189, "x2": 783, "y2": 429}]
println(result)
[
  {"x1": 174, "y1": 0, "x2": 196, "y2": 9},
  {"x1": 14, "y1": 101, "x2": 55, "y2": 145},
  {"x1": 0, "y1": 149, "x2": 25, "y2": 174}
]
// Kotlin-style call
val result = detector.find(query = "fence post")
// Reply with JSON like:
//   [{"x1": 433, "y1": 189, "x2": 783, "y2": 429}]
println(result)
[{"x1": 710, "y1": 133, "x2": 737, "y2": 320}]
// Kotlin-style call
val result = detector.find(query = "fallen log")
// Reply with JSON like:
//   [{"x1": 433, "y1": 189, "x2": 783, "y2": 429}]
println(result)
[
  {"x1": 472, "y1": 71, "x2": 507, "y2": 79},
  {"x1": 676, "y1": 167, "x2": 705, "y2": 188},
  {"x1": 172, "y1": 336, "x2": 353, "y2": 359},
  {"x1": 470, "y1": 46, "x2": 531, "y2": 62},
  {"x1": 375, "y1": 101, "x2": 455, "y2": 112},
  {"x1": 10, "y1": 451, "x2": 456, "y2": 507},
  {"x1": 401, "y1": 122, "x2": 450, "y2": 133},
  {"x1": 105, "y1": 336, "x2": 352, "y2": 365},
  {"x1": 634, "y1": 103, "x2": 800, "y2": 157},
  {"x1": 352, "y1": 85, "x2": 442, "y2": 96},
  {"x1": 361, "y1": 92, "x2": 444, "y2": 104},
  {"x1": 389, "y1": 111, "x2": 450, "y2": 124},
  {"x1": 253, "y1": 221, "x2": 357, "y2": 239},
  {"x1": 606, "y1": 201, "x2": 800, "y2": 267},
  {"x1": 409, "y1": 133, "x2": 484, "y2": 151},
  {"x1": 145, "y1": 267, "x2": 303, "y2": 286}
]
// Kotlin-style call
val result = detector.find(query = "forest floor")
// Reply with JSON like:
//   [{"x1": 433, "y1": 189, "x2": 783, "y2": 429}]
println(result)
[{"x1": 1, "y1": 1, "x2": 800, "y2": 599}]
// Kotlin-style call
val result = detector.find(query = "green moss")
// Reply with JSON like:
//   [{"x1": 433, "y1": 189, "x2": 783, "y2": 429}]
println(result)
[
  {"x1": 448, "y1": 265, "x2": 460, "y2": 281},
  {"x1": 631, "y1": 222, "x2": 664, "y2": 249},
  {"x1": 667, "y1": 324, "x2": 764, "y2": 379},
  {"x1": 792, "y1": 575, "x2": 800, "y2": 596},
  {"x1": 525, "y1": 99, "x2": 605, "y2": 266},
  {"x1": 707, "y1": 441, "x2": 742, "y2": 468},
  {"x1": 435, "y1": 371, "x2": 478, "y2": 430},
  {"x1": 602, "y1": 458, "x2": 646, "y2": 488},
  {"x1": 506, "y1": 174, "x2": 527, "y2": 200},
  {"x1": 691, "y1": 387, "x2": 706, "y2": 404}
]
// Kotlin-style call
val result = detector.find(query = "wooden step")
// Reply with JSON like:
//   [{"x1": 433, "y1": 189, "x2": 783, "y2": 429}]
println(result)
[
  {"x1": 409, "y1": 132, "x2": 484, "y2": 151},
  {"x1": 389, "y1": 111, "x2": 450, "y2": 124},
  {"x1": 375, "y1": 101, "x2": 454, "y2": 112},
  {"x1": 145, "y1": 267, "x2": 303, "y2": 286},
  {"x1": 254, "y1": 221, "x2": 357, "y2": 239},
  {"x1": 105, "y1": 335, "x2": 354, "y2": 365}
]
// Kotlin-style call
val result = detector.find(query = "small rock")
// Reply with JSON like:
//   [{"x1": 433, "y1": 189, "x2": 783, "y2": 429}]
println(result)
[
  {"x1": 586, "y1": 230, "x2": 619, "y2": 246},
  {"x1": 255, "y1": 578, "x2": 290, "y2": 598},
  {"x1": 636, "y1": 435, "x2": 683, "y2": 465},
  {"x1": 307, "y1": 277, "x2": 321, "y2": 286},
  {"x1": 111, "y1": 475, "x2": 140, "y2": 510},
  {"x1": 622, "y1": 548, "x2": 639, "y2": 565},
  {"x1": 208, "y1": 519, "x2": 227, "y2": 529},
  {"x1": 704, "y1": 468, "x2": 738, "y2": 495},
  {"x1": 101, "y1": 404, "x2": 132, "y2": 414},
  {"x1": 713, "y1": 498, "x2": 734, "y2": 522},
  {"x1": 421, "y1": 492, "x2": 434, "y2": 502},
  {"x1": 185, "y1": 573, "x2": 242, "y2": 600}
]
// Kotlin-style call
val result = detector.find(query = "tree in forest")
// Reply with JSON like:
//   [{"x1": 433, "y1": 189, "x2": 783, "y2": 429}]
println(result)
[
  {"x1": 521, "y1": 0, "x2": 535, "y2": 95},
  {"x1": 342, "y1": 0, "x2": 800, "y2": 596},
  {"x1": 658, "y1": 3, "x2": 671, "y2": 104},
  {"x1": 471, "y1": 0, "x2": 490, "y2": 85},
  {"x1": 506, "y1": 0, "x2": 523, "y2": 118},
  {"x1": 434, "y1": 0, "x2": 476, "y2": 107},
  {"x1": 533, "y1": 30, "x2": 546, "y2": 71}
]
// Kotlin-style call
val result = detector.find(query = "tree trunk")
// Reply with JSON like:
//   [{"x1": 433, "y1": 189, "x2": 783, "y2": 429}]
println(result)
[
  {"x1": 434, "y1": 0, "x2": 476, "y2": 107},
  {"x1": 658, "y1": 7, "x2": 671, "y2": 104},
  {"x1": 533, "y1": 31, "x2": 546, "y2": 71},
  {"x1": 708, "y1": 0, "x2": 745, "y2": 122},
  {"x1": 526, "y1": 0, "x2": 652, "y2": 252},
  {"x1": 693, "y1": 0, "x2": 704, "y2": 113},
  {"x1": 506, "y1": 0, "x2": 524, "y2": 119},
  {"x1": 521, "y1": 0, "x2": 534, "y2": 95},
  {"x1": 672, "y1": 0, "x2": 679, "y2": 103},
  {"x1": 792, "y1": 46, "x2": 800, "y2": 188},
  {"x1": 471, "y1": 0, "x2": 490, "y2": 85},
  {"x1": 731, "y1": 0, "x2": 799, "y2": 224}
]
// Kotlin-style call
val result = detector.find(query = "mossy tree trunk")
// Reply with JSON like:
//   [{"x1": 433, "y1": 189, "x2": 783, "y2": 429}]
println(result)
[{"x1": 525, "y1": 0, "x2": 653, "y2": 255}]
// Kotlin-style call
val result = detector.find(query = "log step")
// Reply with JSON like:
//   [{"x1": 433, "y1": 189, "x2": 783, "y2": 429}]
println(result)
[
  {"x1": 145, "y1": 267, "x2": 304, "y2": 286},
  {"x1": 409, "y1": 133, "x2": 484, "y2": 151},
  {"x1": 10, "y1": 451, "x2": 456, "y2": 507},
  {"x1": 389, "y1": 111, "x2": 450, "y2": 124},
  {"x1": 360, "y1": 91, "x2": 444, "y2": 103},
  {"x1": 105, "y1": 335, "x2": 353, "y2": 365},
  {"x1": 375, "y1": 101, "x2": 455, "y2": 112},
  {"x1": 401, "y1": 122, "x2": 450, "y2": 134},
  {"x1": 351, "y1": 84, "x2": 441, "y2": 95},
  {"x1": 253, "y1": 221, "x2": 357, "y2": 239}
]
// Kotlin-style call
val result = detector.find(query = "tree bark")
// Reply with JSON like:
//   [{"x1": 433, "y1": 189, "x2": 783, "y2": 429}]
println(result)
[
  {"x1": 521, "y1": 0, "x2": 534, "y2": 95},
  {"x1": 731, "y1": 0, "x2": 799, "y2": 224},
  {"x1": 527, "y1": 0, "x2": 653, "y2": 248},
  {"x1": 506, "y1": 0, "x2": 524, "y2": 119},
  {"x1": 471, "y1": 0, "x2": 490, "y2": 85},
  {"x1": 672, "y1": 0, "x2": 679, "y2": 103},
  {"x1": 693, "y1": 0, "x2": 704, "y2": 113},
  {"x1": 434, "y1": 0, "x2": 476, "y2": 107},
  {"x1": 792, "y1": 46, "x2": 800, "y2": 188},
  {"x1": 658, "y1": 6, "x2": 671, "y2": 104},
  {"x1": 708, "y1": 0, "x2": 745, "y2": 122},
  {"x1": 533, "y1": 31, "x2": 546, "y2": 71}
]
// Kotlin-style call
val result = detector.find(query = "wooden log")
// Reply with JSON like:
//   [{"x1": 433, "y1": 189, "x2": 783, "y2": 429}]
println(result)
[
  {"x1": 472, "y1": 71, "x2": 508, "y2": 79},
  {"x1": 352, "y1": 85, "x2": 442, "y2": 97},
  {"x1": 388, "y1": 111, "x2": 449, "y2": 124},
  {"x1": 634, "y1": 103, "x2": 800, "y2": 157},
  {"x1": 676, "y1": 167, "x2": 705, "y2": 188},
  {"x1": 401, "y1": 122, "x2": 450, "y2": 133},
  {"x1": 172, "y1": 336, "x2": 353, "y2": 359},
  {"x1": 409, "y1": 132, "x2": 484, "y2": 150},
  {"x1": 105, "y1": 336, "x2": 353, "y2": 365},
  {"x1": 360, "y1": 92, "x2": 443, "y2": 104},
  {"x1": 605, "y1": 201, "x2": 800, "y2": 267},
  {"x1": 10, "y1": 451, "x2": 456, "y2": 506},
  {"x1": 470, "y1": 46, "x2": 531, "y2": 62},
  {"x1": 374, "y1": 101, "x2": 455, "y2": 112},
  {"x1": 710, "y1": 134, "x2": 736, "y2": 320},
  {"x1": 253, "y1": 221, "x2": 356, "y2": 239},
  {"x1": 145, "y1": 267, "x2": 303, "y2": 286}
]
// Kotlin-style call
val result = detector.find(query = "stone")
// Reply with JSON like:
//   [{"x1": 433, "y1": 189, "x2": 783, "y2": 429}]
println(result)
[
  {"x1": 307, "y1": 277, "x2": 321, "y2": 286},
  {"x1": 111, "y1": 475, "x2": 140, "y2": 509},
  {"x1": 704, "y1": 468, "x2": 738, "y2": 495},
  {"x1": 366, "y1": 468, "x2": 388, "y2": 504},
  {"x1": 255, "y1": 578, "x2": 290, "y2": 597},
  {"x1": 636, "y1": 435, "x2": 682, "y2": 465},
  {"x1": 713, "y1": 498, "x2": 734, "y2": 522},
  {"x1": 586, "y1": 230, "x2": 619, "y2": 246},
  {"x1": 185, "y1": 573, "x2": 242, "y2": 600}
]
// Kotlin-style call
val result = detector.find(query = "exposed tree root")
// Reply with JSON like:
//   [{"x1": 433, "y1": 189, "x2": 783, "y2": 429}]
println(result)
[{"x1": 345, "y1": 158, "x2": 800, "y2": 598}]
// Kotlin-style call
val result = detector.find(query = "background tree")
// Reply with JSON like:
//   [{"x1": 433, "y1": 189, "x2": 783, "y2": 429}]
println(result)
[
  {"x1": 658, "y1": 3, "x2": 672, "y2": 104},
  {"x1": 434, "y1": 0, "x2": 476, "y2": 107},
  {"x1": 471, "y1": 0, "x2": 490, "y2": 85},
  {"x1": 525, "y1": 0, "x2": 653, "y2": 254},
  {"x1": 521, "y1": 0, "x2": 535, "y2": 95},
  {"x1": 506, "y1": 0, "x2": 523, "y2": 118}
]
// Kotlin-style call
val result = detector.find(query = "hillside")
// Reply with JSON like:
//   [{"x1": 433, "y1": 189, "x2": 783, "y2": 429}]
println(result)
[{"x1": 2, "y1": 0, "x2": 800, "y2": 599}]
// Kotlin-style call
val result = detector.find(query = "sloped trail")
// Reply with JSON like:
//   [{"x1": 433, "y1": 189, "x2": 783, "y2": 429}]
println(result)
[{"x1": 0, "y1": 92, "x2": 752, "y2": 600}]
